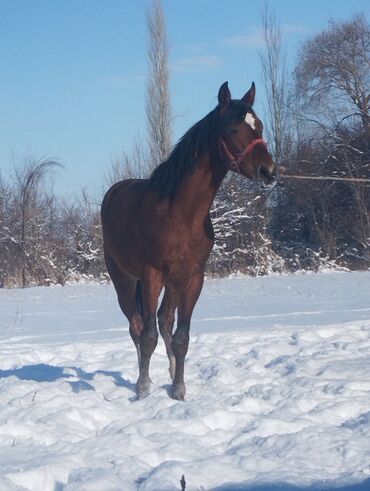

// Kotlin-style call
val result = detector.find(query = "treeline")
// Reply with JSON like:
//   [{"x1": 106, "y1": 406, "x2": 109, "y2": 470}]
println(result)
[
  {"x1": 209, "y1": 13, "x2": 370, "y2": 275},
  {"x1": 270, "y1": 14, "x2": 370, "y2": 271},
  {"x1": 0, "y1": 159, "x2": 105, "y2": 288},
  {"x1": 0, "y1": 12, "x2": 369, "y2": 288}
]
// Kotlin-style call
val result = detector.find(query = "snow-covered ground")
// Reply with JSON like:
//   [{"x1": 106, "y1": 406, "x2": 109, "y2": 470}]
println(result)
[{"x1": 0, "y1": 272, "x2": 370, "y2": 491}]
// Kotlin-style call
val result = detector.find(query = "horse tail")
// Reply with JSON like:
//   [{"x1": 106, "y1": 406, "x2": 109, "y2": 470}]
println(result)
[{"x1": 135, "y1": 280, "x2": 143, "y2": 316}]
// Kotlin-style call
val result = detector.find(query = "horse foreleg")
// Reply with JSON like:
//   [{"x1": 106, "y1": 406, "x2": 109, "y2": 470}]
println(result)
[
  {"x1": 129, "y1": 313, "x2": 143, "y2": 367},
  {"x1": 171, "y1": 273, "x2": 204, "y2": 401},
  {"x1": 158, "y1": 286, "x2": 178, "y2": 381},
  {"x1": 136, "y1": 268, "x2": 163, "y2": 399}
]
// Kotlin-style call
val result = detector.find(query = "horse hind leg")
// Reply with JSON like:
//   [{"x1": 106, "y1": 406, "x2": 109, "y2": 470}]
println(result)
[
  {"x1": 158, "y1": 286, "x2": 177, "y2": 382},
  {"x1": 136, "y1": 268, "x2": 163, "y2": 399},
  {"x1": 104, "y1": 252, "x2": 143, "y2": 368},
  {"x1": 132, "y1": 281, "x2": 144, "y2": 366}
]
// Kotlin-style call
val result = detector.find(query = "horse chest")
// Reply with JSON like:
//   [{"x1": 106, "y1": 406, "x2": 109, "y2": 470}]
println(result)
[{"x1": 161, "y1": 226, "x2": 213, "y2": 266}]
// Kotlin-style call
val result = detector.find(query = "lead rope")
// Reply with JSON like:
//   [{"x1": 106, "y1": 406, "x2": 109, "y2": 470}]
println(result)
[{"x1": 278, "y1": 174, "x2": 370, "y2": 185}]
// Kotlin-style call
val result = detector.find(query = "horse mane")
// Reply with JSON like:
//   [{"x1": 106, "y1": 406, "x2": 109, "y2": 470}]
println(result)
[{"x1": 146, "y1": 107, "x2": 220, "y2": 199}]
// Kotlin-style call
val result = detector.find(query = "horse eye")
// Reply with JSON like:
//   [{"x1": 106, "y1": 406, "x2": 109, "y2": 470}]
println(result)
[{"x1": 229, "y1": 128, "x2": 238, "y2": 136}]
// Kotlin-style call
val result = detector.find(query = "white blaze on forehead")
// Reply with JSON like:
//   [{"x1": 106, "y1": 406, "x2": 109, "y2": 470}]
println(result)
[{"x1": 245, "y1": 112, "x2": 256, "y2": 130}]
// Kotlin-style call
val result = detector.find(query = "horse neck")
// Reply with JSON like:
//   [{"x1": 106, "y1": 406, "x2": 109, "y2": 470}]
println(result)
[{"x1": 172, "y1": 150, "x2": 228, "y2": 222}]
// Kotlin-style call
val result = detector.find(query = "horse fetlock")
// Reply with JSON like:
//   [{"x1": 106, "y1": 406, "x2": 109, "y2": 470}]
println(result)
[
  {"x1": 136, "y1": 375, "x2": 151, "y2": 399},
  {"x1": 171, "y1": 382, "x2": 186, "y2": 401}
]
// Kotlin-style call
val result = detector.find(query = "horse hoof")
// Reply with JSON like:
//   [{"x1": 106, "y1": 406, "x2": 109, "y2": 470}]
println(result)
[
  {"x1": 171, "y1": 384, "x2": 186, "y2": 401},
  {"x1": 136, "y1": 391, "x2": 149, "y2": 400},
  {"x1": 136, "y1": 377, "x2": 151, "y2": 399},
  {"x1": 136, "y1": 386, "x2": 150, "y2": 399}
]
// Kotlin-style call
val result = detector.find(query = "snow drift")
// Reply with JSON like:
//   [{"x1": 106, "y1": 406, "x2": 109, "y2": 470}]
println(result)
[{"x1": 0, "y1": 272, "x2": 370, "y2": 490}]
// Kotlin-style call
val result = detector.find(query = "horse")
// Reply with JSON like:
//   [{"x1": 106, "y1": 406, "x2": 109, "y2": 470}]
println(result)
[{"x1": 101, "y1": 82, "x2": 275, "y2": 400}]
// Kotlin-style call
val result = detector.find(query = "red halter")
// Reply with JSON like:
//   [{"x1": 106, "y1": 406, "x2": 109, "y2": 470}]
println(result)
[{"x1": 221, "y1": 137, "x2": 268, "y2": 174}]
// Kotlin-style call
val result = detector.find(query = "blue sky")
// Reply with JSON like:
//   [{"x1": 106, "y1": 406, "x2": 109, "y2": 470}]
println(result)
[{"x1": 1, "y1": 0, "x2": 369, "y2": 195}]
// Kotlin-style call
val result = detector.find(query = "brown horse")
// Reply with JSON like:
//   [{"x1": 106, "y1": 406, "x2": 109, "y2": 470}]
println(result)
[{"x1": 101, "y1": 82, "x2": 275, "y2": 400}]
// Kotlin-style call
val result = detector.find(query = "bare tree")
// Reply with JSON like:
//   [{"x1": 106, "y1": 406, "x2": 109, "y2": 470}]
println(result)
[
  {"x1": 104, "y1": 136, "x2": 150, "y2": 188},
  {"x1": 60, "y1": 189, "x2": 105, "y2": 282},
  {"x1": 295, "y1": 14, "x2": 370, "y2": 137},
  {"x1": 0, "y1": 172, "x2": 13, "y2": 287},
  {"x1": 146, "y1": 0, "x2": 172, "y2": 170},
  {"x1": 259, "y1": 4, "x2": 289, "y2": 165},
  {"x1": 14, "y1": 158, "x2": 62, "y2": 287},
  {"x1": 268, "y1": 14, "x2": 370, "y2": 271},
  {"x1": 104, "y1": 0, "x2": 172, "y2": 186}
]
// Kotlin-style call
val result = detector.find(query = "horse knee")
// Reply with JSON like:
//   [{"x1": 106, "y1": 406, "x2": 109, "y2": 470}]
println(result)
[
  {"x1": 158, "y1": 314, "x2": 175, "y2": 338},
  {"x1": 172, "y1": 325, "x2": 190, "y2": 358},
  {"x1": 140, "y1": 317, "x2": 158, "y2": 353},
  {"x1": 129, "y1": 314, "x2": 143, "y2": 341}
]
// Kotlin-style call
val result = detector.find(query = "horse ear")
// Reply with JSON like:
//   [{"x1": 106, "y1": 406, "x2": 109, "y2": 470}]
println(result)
[
  {"x1": 218, "y1": 81, "x2": 231, "y2": 108},
  {"x1": 242, "y1": 82, "x2": 256, "y2": 106}
]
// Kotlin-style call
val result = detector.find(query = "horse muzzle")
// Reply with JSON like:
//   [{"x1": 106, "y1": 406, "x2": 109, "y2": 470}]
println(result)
[{"x1": 256, "y1": 163, "x2": 275, "y2": 184}]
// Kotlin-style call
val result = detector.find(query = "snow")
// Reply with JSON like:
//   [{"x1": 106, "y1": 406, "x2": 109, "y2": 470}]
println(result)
[{"x1": 0, "y1": 272, "x2": 370, "y2": 491}]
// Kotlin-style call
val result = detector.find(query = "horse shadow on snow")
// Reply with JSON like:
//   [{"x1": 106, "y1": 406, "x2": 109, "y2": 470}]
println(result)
[
  {"x1": 212, "y1": 478, "x2": 370, "y2": 491},
  {"x1": 0, "y1": 363, "x2": 135, "y2": 393},
  {"x1": 2, "y1": 366, "x2": 369, "y2": 491}
]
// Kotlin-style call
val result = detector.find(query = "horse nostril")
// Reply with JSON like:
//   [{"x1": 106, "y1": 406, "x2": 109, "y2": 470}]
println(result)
[{"x1": 260, "y1": 165, "x2": 275, "y2": 183}]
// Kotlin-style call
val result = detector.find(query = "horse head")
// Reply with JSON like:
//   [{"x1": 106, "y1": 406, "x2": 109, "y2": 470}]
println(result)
[{"x1": 218, "y1": 81, "x2": 275, "y2": 184}]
